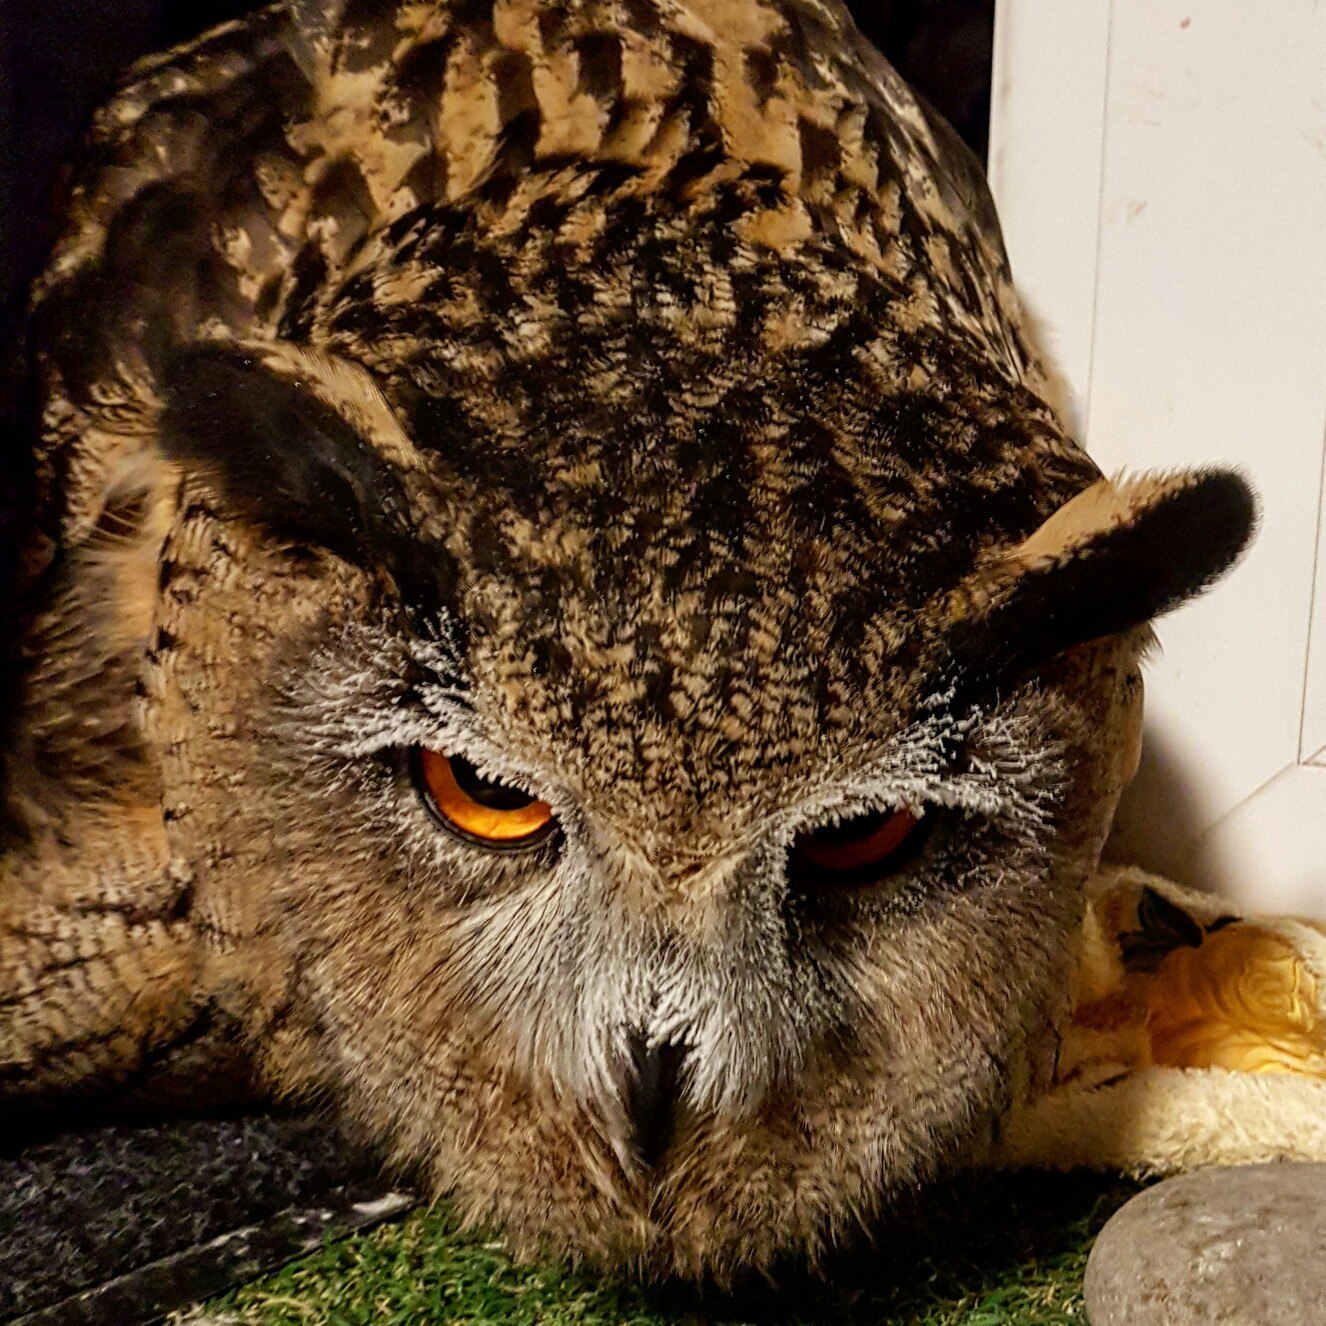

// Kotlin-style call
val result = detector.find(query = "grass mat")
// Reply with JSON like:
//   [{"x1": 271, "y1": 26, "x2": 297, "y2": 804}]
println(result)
[{"x1": 199, "y1": 1170, "x2": 1138, "y2": 1325}]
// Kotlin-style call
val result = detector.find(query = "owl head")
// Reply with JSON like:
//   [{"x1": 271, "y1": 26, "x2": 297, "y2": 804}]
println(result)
[{"x1": 5, "y1": 0, "x2": 1255, "y2": 1280}]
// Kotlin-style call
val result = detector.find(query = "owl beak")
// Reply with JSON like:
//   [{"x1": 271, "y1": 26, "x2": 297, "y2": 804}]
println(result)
[{"x1": 624, "y1": 1033, "x2": 686, "y2": 1171}]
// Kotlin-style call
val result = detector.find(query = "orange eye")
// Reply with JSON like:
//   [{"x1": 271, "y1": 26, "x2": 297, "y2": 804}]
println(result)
[
  {"x1": 794, "y1": 807, "x2": 920, "y2": 874},
  {"x1": 414, "y1": 749, "x2": 556, "y2": 848}
]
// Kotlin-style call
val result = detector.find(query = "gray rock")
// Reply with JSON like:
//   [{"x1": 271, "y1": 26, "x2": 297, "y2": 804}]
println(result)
[{"x1": 1085, "y1": 1163, "x2": 1326, "y2": 1325}]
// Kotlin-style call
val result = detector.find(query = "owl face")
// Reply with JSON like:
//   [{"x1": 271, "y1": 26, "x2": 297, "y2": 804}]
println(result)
[
  {"x1": 225, "y1": 603, "x2": 1110, "y2": 1277},
  {"x1": 229, "y1": 604, "x2": 1123, "y2": 1277},
  {"x1": 140, "y1": 284, "x2": 1237, "y2": 1275},
  {"x1": 9, "y1": 0, "x2": 1256, "y2": 1281}
]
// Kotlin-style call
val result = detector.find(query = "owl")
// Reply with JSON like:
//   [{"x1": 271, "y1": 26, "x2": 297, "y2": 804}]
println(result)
[{"x1": 0, "y1": 0, "x2": 1254, "y2": 1281}]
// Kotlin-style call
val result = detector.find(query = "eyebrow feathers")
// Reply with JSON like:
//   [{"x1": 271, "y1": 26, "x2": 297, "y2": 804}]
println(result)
[{"x1": 158, "y1": 342, "x2": 461, "y2": 622}]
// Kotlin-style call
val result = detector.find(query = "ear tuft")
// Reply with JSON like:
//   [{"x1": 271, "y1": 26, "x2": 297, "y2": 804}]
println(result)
[
  {"x1": 1002, "y1": 468, "x2": 1258, "y2": 623},
  {"x1": 157, "y1": 341, "x2": 456, "y2": 617},
  {"x1": 945, "y1": 467, "x2": 1257, "y2": 697}
]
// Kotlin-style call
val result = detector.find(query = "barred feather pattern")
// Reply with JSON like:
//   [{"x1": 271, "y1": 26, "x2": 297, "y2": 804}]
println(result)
[{"x1": 0, "y1": 0, "x2": 1254, "y2": 1282}]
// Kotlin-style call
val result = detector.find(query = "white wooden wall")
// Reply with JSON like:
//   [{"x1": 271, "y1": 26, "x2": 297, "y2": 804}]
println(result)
[{"x1": 988, "y1": 1, "x2": 1326, "y2": 917}]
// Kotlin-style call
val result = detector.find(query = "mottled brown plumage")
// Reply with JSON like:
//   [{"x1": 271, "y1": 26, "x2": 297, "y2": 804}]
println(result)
[{"x1": 2, "y1": 0, "x2": 1252, "y2": 1278}]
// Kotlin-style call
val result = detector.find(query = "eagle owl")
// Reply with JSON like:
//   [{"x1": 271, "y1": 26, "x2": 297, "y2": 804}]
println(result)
[{"x1": 1, "y1": 0, "x2": 1253, "y2": 1279}]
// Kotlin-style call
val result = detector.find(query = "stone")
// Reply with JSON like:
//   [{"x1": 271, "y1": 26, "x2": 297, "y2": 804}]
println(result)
[{"x1": 1085, "y1": 1163, "x2": 1326, "y2": 1325}]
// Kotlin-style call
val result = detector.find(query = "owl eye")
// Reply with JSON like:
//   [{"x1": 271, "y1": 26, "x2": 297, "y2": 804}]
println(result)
[
  {"x1": 793, "y1": 807, "x2": 920, "y2": 876},
  {"x1": 413, "y1": 748, "x2": 556, "y2": 849}
]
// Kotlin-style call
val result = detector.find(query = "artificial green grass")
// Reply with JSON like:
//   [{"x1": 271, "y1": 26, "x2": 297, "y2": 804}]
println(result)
[{"x1": 201, "y1": 1171, "x2": 1138, "y2": 1325}]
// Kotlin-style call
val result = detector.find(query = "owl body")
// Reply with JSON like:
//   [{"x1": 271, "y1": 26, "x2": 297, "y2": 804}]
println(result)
[{"x1": 1, "y1": 0, "x2": 1253, "y2": 1277}]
